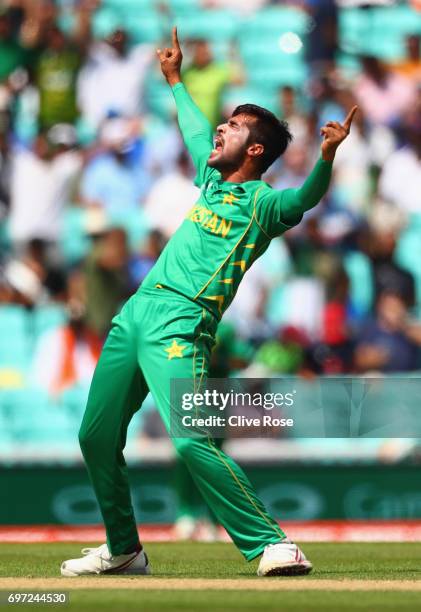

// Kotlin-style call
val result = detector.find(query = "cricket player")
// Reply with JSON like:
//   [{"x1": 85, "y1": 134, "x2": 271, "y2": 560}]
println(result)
[{"x1": 61, "y1": 28, "x2": 356, "y2": 577}]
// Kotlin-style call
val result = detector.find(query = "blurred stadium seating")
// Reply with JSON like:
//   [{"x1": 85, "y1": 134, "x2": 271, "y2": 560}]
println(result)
[{"x1": 1, "y1": 1, "x2": 421, "y2": 528}]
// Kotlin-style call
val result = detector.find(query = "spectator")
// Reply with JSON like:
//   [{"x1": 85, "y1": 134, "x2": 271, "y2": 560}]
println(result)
[
  {"x1": 77, "y1": 28, "x2": 153, "y2": 128},
  {"x1": 79, "y1": 116, "x2": 150, "y2": 215},
  {"x1": 143, "y1": 151, "x2": 199, "y2": 239},
  {"x1": 278, "y1": 85, "x2": 309, "y2": 142},
  {"x1": 204, "y1": 0, "x2": 266, "y2": 14},
  {"x1": 9, "y1": 125, "x2": 82, "y2": 247},
  {"x1": 33, "y1": 25, "x2": 82, "y2": 128},
  {"x1": 129, "y1": 229, "x2": 167, "y2": 289},
  {"x1": 354, "y1": 290, "x2": 421, "y2": 373},
  {"x1": 331, "y1": 107, "x2": 371, "y2": 216},
  {"x1": 0, "y1": 123, "x2": 11, "y2": 218},
  {"x1": 224, "y1": 238, "x2": 291, "y2": 341},
  {"x1": 365, "y1": 203, "x2": 415, "y2": 308},
  {"x1": 182, "y1": 39, "x2": 242, "y2": 128},
  {"x1": 30, "y1": 298, "x2": 101, "y2": 396},
  {"x1": 391, "y1": 34, "x2": 421, "y2": 83},
  {"x1": 318, "y1": 263, "x2": 353, "y2": 373},
  {"x1": 304, "y1": 0, "x2": 338, "y2": 73},
  {"x1": 24, "y1": 237, "x2": 67, "y2": 301},
  {"x1": 0, "y1": 10, "x2": 28, "y2": 85},
  {"x1": 250, "y1": 325, "x2": 307, "y2": 376},
  {"x1": 353, "y1": 55, "x2": 416, "y2": 126},
  {"x1": 271, "y1": 142, "x2": 311, "y2": 192},
  {"x1": 0, "y1": 258, "x2": 44, "y2": 306},
  {"x1": 83, "y1": 227, "x2": 130, "y2": 337},
  {"x1": 20, "y1": 1, "x2": 94, "y2": 129},
  {"x1": 379, "y1": 115, "x2": 421, "y2": 214}
]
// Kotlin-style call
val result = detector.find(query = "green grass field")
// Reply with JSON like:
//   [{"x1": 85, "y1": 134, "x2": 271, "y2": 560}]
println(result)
[{"x1": 1, "y1": 542, "x2": 421, "y2": 611}]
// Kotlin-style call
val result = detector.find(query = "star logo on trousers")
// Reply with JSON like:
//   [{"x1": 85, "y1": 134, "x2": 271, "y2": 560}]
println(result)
[{"x1": 165, "y1": 340, "x2": 187, "y2": 360}]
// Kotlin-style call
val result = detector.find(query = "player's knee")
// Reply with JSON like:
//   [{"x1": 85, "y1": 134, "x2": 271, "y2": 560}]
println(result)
[
  {"x1": 173, "y1": 437, "x2": 205, "y2": 464},
  {"x1": 78, "y1": 426, "x2": 90, "y2": 451},
  {"x1": 78, "y1": 426, "x2": 100, "y2": 455}
]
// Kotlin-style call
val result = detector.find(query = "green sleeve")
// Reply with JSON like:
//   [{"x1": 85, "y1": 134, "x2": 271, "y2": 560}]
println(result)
[
  {"x1": 256, "y1": 157, "x2": 333, "y2": 237},
  {"x1": 172, "y1": 82, "x2": 214, "y2": 186}
]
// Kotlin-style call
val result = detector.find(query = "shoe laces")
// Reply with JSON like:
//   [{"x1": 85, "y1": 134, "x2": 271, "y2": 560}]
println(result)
[
  {"x1": 81, "y1": 543, "x2": 110, "y2": 559},
  {"x1": 266, "y1": 539, "x2": 293, "y2": 551}
]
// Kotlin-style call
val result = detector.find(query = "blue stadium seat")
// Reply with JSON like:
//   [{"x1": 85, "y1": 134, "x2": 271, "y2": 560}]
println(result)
[
  {"x1": 247, "y1": 61, "x2": 307, "y2": 89},
  {"x1": 145, "y1": 73, "x2": 176, "y2": 120},
  {"x1": 92, "y1": 8, "x2": 122, "y2": 39},
  {"x1": 109, "y1": 208, "x2": 151, "y2": 250},
  {"x1": 61, "y1": 386, "x2": 90, "y2": 425},
  {"x1": 241, "y1": 6, "x2": 310, "y2": 38},
  {"x1": 223, "y1": 86, "x2": 278, "y2": 115},
  {"x1": 0, "y1": 389, "x2": 49, "y2": 443},
  {"x1": 175, "y1": 10, "x2": 238, "y2": 41},
  {"x1": 32, "y1": 305, "x2": 68, "y2": 339},
  {"x1": 396, "y1": 213, "x2": 421, "y2": 319},
  {"x1": 343, "y1": 251, "x2": 373, "y2": 319},
  {"x1": 126, "y1": 13, "x2": 164, "y2": 43},
  {"x1": 340, "y1": 6, "x2": 421, "y2": 59},
  {"x1": 103, "y1": 0, "x2": 154, "y2": 10},
  {"x1": 167, "y1": 0, "x2": 199, "y2": 13},
  {"x1": 0, "y1": 305, "x2": 27, "y2": 333},
  {"x1": 336, "y1": 51, "x2": 362, "y2": 78},
  {"x1": 372, "y1": 6, "x2": 421, "y2": 35},
  {"x1": 0, "y1": 306, "x2": 30, "y2": 371},
  {"x1": 0, "y1": 218, "x2": 10, "y2": 252},
  {"x1": 61, "y1": 208, "x2": 91, "y2": 264},
  {"x1": 339, "y1": 8, "x2": 369, "y2": 54}
]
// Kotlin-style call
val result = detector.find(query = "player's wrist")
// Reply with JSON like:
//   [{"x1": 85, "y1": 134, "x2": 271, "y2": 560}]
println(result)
[
  {"x1": 167, "y1": 73, "x2": 182, "y2": 87},
  {"x1": 321, "y1": 148, "x2": 336, "y2": 162}
]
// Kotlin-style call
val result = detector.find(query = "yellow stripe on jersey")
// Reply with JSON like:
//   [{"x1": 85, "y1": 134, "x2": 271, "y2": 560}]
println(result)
[{"x1": 229, "y1": 260, "x2": 246, "y2": 273}]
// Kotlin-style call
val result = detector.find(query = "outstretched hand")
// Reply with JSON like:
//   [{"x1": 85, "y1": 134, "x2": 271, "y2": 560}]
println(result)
[
  {"x1": 320, "y1": 106, "x2": 358, "y2": 162},
  {"x1": 156, "y1": 26, "x2": 183, "y2": 87}
]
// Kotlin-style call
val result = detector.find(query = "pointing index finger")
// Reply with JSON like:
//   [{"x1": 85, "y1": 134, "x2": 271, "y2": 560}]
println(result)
[
  {"x1": 172, "y1": 26, "x2": 180, "y2": 50},
  {"x1": 343, "y1": 105, "x2": 358, "y2": 132}
]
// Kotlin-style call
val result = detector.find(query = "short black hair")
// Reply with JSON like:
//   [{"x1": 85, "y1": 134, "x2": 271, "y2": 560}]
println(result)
[{"x1": 232, "y1": 103, "x2": 293, "y2": 172}]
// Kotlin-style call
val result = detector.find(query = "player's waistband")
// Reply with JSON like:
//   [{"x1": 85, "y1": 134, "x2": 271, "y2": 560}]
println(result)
[{"x1": 136, "y1": 283, "x2": 220, "y2": 321}]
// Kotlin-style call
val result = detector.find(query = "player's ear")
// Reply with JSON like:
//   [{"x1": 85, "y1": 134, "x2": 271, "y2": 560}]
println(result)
[{"x1": 247, "y1": 143, "x2": 264, "y2": 159}]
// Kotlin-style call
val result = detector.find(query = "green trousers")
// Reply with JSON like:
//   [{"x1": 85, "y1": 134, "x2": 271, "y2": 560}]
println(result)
[{"x1": 79, "y1": 287, "x2": 285, "y2": 561}]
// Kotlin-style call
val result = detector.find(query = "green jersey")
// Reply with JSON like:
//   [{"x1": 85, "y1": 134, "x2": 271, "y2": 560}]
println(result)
[{"x1": 141, "y1": 83, "x2": 332, "y2": 320}]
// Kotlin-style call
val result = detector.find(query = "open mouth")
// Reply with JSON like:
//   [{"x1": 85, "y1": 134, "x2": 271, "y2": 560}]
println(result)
[{"x1": 211, "y1": 136, "x2": 224, "y2": 155}]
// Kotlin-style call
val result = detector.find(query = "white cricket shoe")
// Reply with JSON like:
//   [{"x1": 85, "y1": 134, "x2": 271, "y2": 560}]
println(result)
[
  {"x1": 60, "y1": 543, "x2": 150, "y2": 577},
  {"x1": 257, "y1": 540, "x2": 312, "y2": 576}
]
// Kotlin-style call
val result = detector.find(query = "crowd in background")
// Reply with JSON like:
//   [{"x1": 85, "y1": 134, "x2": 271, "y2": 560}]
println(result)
[{"x1": 1, "y1": 0, "x2": 421, "y2": 402}]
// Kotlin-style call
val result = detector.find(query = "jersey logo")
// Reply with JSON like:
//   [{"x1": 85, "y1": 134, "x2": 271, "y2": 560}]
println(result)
[
  {"x1": 186, "y1": 204, "x2": 232, "y2": 238},
  {"x1": 222, "y1": 192, "x2": 239, "y2": 206},
  {"x1": 165, "y1": 340, "x2": 187, "y2": 360}
]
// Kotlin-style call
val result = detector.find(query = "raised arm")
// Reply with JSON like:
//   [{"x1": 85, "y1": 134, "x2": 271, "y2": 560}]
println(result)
[
  {"x1": 257, "y1": 106, "x2": 358, "y2": 234},
  {"x1": 278, "y1": 106, "x2": 358, "y2": 225},
  {"x1": 156, "y1": 27, "x2": 213, "y2": 183}
]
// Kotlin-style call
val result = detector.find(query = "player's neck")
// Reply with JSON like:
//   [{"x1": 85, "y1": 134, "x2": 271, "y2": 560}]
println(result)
[{"x1": 220, "y1": 167, "x2": 262, "y2": 183}]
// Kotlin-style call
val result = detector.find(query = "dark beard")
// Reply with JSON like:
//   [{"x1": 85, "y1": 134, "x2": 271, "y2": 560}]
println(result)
[{"x1": 207, "y1": 150, "x2": 244, "y2": 171}]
